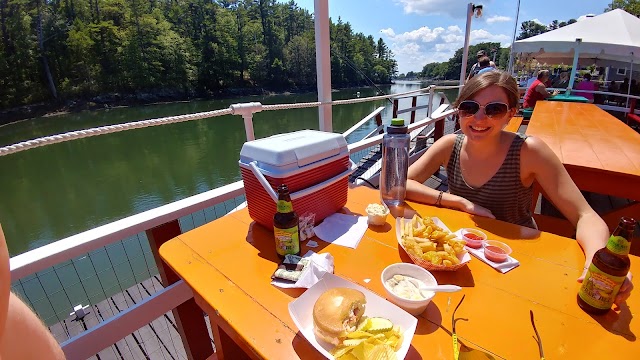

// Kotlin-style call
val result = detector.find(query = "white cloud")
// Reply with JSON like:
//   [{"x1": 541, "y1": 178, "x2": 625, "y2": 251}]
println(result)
[
  {"x1": 530, "y1": 18, "x2": 546, "y2": 25},
  {"x1": 380, "y1": 23, "x2": 509, "y2": 73},
  {"x1": 486, "y1": 15, "x2": 512, "y2": 24},
  {"x1": 393, "y1": 0, "x2": 493, "y2": 18},
  {"x1": 380, "y1": 28, "x2": 396, "y2": 37},
  {"x1": 470, "y1": 29, "x2": 510, "y2": 43}
]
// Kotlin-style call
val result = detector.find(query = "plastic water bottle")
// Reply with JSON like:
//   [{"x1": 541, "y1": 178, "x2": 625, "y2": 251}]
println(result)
[{"x1": 381, "y1": 118, "x2": 410, "y2": 207}]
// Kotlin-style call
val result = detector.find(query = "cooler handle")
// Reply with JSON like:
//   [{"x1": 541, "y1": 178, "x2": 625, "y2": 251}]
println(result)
[{"x1": 248, "y1": 160, "x2": 356, "y2": 203}]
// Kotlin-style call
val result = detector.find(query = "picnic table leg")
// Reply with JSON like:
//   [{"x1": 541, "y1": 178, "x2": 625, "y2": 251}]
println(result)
[{"x1": 195, "y1": 296, "x2": 254, "y2": 360}]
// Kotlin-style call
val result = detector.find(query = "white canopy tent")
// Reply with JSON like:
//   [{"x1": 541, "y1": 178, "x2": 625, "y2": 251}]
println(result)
[{"x1": 512, "y1": 9, "x2": 640, "y2": 97}]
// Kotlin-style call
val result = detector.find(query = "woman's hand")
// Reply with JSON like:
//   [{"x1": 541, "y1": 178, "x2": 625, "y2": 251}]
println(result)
[
  {"x1": 578, "y1": 269, "x2": 633, "y2": 305},
  {"x1": 456, "y1": 197, "x2": 495, "y2": 219}
]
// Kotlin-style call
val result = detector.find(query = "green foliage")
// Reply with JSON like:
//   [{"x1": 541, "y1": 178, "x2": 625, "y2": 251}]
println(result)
[
  {"x1": 606, "y1": 0, "x2": 640, "y2": 17},
  {"x1": 420, "y1": 42, "x2": 501, "y2": 80},
  {"x1": 516, "y1": 20, "x2": 548, "y2": 40},
  {"x1": 0, "y1": 0, "x2": 397, "y2": 109}
]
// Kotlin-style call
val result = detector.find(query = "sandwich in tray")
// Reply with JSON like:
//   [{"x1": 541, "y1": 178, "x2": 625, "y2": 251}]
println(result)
[{"x1": 289, "y1": 273, "x2": 417, "y2": 360}]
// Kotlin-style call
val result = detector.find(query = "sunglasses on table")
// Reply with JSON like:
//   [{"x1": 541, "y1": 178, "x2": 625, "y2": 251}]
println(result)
[{"x1": 458, "y1": 100, "x2": 510, "y2": 119}]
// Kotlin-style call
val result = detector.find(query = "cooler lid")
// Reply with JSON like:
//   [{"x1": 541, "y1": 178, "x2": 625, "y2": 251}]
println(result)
[{"x1": 240, "y1": 130, "x2": 348, "y2": 168}]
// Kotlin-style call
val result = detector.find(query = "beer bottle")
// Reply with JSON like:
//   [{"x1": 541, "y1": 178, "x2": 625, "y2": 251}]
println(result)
[
  {"x1": 273, "y1": 184, "x2": 300, "y2": 258},
  {"x1": 577, "y1": 217, "x2": 636, "y2": 314}
]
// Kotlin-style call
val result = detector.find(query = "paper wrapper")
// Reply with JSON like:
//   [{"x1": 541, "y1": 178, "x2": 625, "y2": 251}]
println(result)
[{"x1": 271, "y1": 251, "x2": 334, "y2": 288}]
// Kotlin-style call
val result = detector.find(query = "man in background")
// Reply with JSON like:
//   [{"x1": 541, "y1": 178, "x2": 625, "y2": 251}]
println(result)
[
  {"x1": 0, "y1": 225, "x2": 65, "y2": 359},
  {"x1": 466, "y1": 50, "x2": 496, "y2": 81},
  {"x1": 523, "y1": 70, "x2": 559, "y2": 108}
]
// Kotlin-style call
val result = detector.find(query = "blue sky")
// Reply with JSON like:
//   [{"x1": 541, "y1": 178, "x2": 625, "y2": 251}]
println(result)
[{"x1": 290, "y1": 0, "x2": 614, "y2": 73}]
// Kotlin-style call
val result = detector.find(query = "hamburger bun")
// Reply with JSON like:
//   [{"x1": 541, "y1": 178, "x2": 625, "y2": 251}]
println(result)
[{"x1": 312, "y1": 287, "x2": 366, "y2": 345}]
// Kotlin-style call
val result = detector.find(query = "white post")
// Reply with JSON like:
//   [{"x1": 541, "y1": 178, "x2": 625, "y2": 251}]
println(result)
[
  {"x1": 427, "y1": 86, "x2": 435, "y2": 118},
  {"x1": 314, "y1": 0, "x2": 333, "y2": 132},
  {"x1": 567, "y1": 38, "x2": 582, "y2": 92},
  {"x1": 459, "y1": 3, "x2": 473, "y2": 94},
  {"x1": 507, "y1": 0, "x2": 521, "y2": 75},
  {"x1": 626, "y1": 54, "x2": 634, "y2": 108}
]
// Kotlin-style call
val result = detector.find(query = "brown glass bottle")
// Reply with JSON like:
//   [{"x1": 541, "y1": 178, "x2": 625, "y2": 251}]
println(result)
[
  {"x1": 273, "y1": 184, "x2": 300, "y2": 258},
  {"x1": 577, "y1": 217, "x2": 635, "y2": 314}
]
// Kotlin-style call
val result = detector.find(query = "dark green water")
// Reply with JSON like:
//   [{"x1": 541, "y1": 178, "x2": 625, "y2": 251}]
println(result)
[{"x1": 0, "y1": 82, "x2": 453, "y2": 256}]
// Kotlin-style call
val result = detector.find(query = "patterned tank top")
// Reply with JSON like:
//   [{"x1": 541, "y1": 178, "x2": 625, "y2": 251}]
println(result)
[{"x1": 446, "y1": 133, "x2": 535, "y2": 228}]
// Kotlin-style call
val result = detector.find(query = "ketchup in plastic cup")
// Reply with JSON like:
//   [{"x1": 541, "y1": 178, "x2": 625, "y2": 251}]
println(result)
[
  {"x1": 461, "y1": 228, "x2": 487, "y2": 249},
  {"x1": 483, "y1": 240, "x2": 512, "y2": 263}
]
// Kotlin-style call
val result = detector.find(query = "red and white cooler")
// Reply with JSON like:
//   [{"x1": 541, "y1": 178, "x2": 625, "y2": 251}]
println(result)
[{"x1": 239, "y1": 130, "x2": 354, "y2": 228}]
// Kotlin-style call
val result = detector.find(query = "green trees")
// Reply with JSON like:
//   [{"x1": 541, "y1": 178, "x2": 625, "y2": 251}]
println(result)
[
  {"x1": 0, "y1": 0, "x2": 396, "y2": 110},
  {"x1": 606, "y1": 0, "x2": 640, "y2": 16},
  {"x1": 420, "y1": 42, "x2": 502, "y2": 80}
]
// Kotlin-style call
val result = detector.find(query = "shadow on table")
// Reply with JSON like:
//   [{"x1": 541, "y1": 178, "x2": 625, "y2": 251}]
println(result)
[
  {"x1": 435, "y1": 323, "x2": 499, "y2": 359},
  {"x1": 291, "y1": 331, "x2": 424, "y2": 359},
  {"x1": 471, "y1": 215, "x2": 541, "y2": 241},
  {"x1": 588, "y1": 302, "x2": 636, "y2": 342},
  {"x1": 245, "y1": 221, "x2": 332, "y2": 264}
]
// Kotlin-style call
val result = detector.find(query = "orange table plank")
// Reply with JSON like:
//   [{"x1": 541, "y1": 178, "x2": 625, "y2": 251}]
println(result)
[
  {"x1": 527, "y1": 102, "x2": 640, "y2": 202},
  {"x1": 160, "y1": 186, "x2": 640, "y2": 359}
]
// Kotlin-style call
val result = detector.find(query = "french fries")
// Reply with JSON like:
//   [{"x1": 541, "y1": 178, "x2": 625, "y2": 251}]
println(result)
[{"x1": 400, "y1": 215, "x2": 466, "y2": 267}]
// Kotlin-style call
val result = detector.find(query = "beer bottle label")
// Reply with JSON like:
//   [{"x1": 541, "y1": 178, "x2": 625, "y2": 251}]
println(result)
[
  {"x1": 578, "y1": 263, "x2": 626, "y2": 310},
  {"x1": 605, "y1": 235, "x2": 631, "y2": 256},
  {"x1": 276, "y1": 200, "x2": 293, "y2": 213},
  {"x1": 274, "y1": 225, "x2": 300, "y2": 256}
]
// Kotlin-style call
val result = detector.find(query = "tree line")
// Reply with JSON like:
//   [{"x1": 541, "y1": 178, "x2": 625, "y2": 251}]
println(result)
[{"x1": 0, "y1": 0, "x2": 397, "y2": 110}]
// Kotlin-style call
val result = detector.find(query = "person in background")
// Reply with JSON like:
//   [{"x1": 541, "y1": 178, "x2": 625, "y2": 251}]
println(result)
[
  {"x1": 552, "y1": 71, "x2": 569, "y2": 89},
  {"x1": 523, "y1": 70, "x2": 559, "y2": 109},
  {"x1": 574, "y1": 73, "x2": 597, "y2": 103},
  {"x1": 468, "y1": 56, "x2": 492, "y2": 80},
  {"x1": 526, "y1": 71, "x2": 538, "y2": 89},
  {"x1": 466, "y1": 50, "x2": 496, "y2": 81},
  {"x1": 405, "y1": 70, "x2": 633, "y2": 305},
  {"x1": 0, "y1": 225, "x2": 65, "y2": 359}
]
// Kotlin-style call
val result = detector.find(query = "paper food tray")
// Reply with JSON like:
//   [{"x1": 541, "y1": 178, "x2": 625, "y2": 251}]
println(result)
[
  {"x1": 396, "y1": 216, "x2": 471, "y2": 271},
  {"x1": 288, "y1": 272, "x2": 417, "y2": 359}
]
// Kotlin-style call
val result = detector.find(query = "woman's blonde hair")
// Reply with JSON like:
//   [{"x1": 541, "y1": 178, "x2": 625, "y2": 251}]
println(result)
[{"x1": 454, "y1": 70, "x2": 520, "y2": 109}]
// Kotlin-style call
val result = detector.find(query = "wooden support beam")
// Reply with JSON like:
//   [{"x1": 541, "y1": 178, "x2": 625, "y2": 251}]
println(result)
[
  {"x1": 147, "y1": 221, "x2": 214, "y2": 360},
  {"x1": 410, "y1": 96, "x2": 417, "y2": 124}
]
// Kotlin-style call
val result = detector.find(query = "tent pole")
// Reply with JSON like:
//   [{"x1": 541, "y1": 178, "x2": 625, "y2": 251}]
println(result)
[
  {"x1": 626, "y1": 53, "x2": 633, "y2": 109},
  {"x1": 567, "y1": 38, "x2": 582, "y2": 93},
  {"x1": 459, "y1": 3, "x2": 473, "y2": 94},
  {"x1": 507, "y1": 0, "x2": 521, "y2": 75}
]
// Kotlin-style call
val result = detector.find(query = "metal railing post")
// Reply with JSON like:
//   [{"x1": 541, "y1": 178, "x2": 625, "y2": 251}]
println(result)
[{"x1": 314, "y1": 0, "x2": 333, "y2": 132}]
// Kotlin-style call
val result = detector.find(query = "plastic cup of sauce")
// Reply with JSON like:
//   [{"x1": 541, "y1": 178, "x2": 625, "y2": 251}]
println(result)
[
  {"x1": 461, "y1": 228, "x2": 487, "y2": 249},
  {"x1": 483, "y1": 240, "x2": 512, "y2": 263}
]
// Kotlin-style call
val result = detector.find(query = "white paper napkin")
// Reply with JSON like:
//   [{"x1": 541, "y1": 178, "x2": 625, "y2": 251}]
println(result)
[
  {"x1": 313, "y1": 213, "x2": 368, "y2": 249},
  {"x1": 453, "y1": 229, "x2": 520, "y2": 273},
  {"x1": 271, "y1": 250, "x2": 334, "y2": 289}
]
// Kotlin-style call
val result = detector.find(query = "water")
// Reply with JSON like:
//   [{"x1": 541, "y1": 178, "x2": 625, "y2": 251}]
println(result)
[{"x1": 0, "y1": 82, "x2": 453, "y2": 256}]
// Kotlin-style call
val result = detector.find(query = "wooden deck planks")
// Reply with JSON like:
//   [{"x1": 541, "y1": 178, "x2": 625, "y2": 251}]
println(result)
[{"x1": 49, "y1": 274, "x2": 208, "y2": 360}]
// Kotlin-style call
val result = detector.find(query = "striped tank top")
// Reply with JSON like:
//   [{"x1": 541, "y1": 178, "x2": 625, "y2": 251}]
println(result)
[{"x1": 446, "y1": 133, "x2": 535, "y2": 228}]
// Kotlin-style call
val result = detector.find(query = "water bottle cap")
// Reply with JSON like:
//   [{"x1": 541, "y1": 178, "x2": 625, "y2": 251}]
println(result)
[{"x1": 391, "y1": 118, "x2": 405, "y2": 126}]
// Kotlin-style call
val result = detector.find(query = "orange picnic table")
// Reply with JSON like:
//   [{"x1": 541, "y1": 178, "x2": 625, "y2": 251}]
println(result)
[
  {"x1": 159, "y1": 186, "x2": 639, "y2": 360},
  {"x1": 527, "y1": 102, "x2": 640, "y2": 228}
]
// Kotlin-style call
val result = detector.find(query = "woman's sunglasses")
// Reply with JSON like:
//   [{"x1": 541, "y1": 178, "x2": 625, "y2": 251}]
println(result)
[{"x1": 458, "y1": 100, "x2": 509, "y2": 119}]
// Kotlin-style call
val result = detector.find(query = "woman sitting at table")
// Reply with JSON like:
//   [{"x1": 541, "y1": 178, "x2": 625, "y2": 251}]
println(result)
[
  {"x1": 574, "y1": 73, "x2": 597, "y2": 103},
  {"x1": 405, "y1": 70, "x2": 633, "y2": 304}
]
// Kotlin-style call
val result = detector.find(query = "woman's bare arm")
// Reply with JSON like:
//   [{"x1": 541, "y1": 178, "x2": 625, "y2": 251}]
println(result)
[{"x1": 522, "y1": 137, "x2": 632, "y2": 303}]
